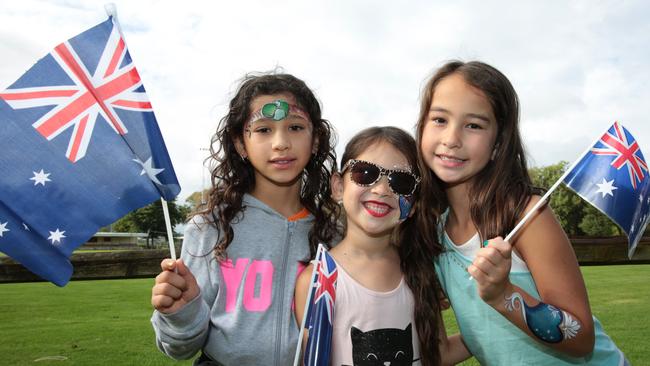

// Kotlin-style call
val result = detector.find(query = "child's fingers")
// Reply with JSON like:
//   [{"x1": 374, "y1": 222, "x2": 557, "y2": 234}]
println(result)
[
  {"x1": 467, "y1": 263, "x2": 488, "y2": 282},
  {"x1": 155, "y1": 269, "x2": 188, "y2": 291},
  {"x1": 472, "y1": 249, "x2": 503, "y2": 274},
  {"x1": 483, "y1": 237, "x2": 512, "y2": 260},
  {"x1": 151, "y1": 294, "x2": 175, "y2": 311},
  {"x1": 160, "y1": 258, "x2": 176, "y2": 272},
  {"x1": 151, "y1": 281, "x2": 184, "y2": 312},
  {"x1": 174, "y1": 259, "x2": 192, "y2": 277},
  {"x1": 174, "y1": 259, "x2": 201, "y2": 300},
  {"x1": 152, "y1": 281, "x2": 184, "y2": 300}
]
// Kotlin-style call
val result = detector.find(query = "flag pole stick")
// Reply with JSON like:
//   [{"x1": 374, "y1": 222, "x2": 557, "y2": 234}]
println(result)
[
  {"x1": 505, "y1": 130, "x2": 606, "y2": 242},
  {"x1": 105, "y1": 3, "x2": 126, "y2": 37},
  {"x1": 161, "y1": 198, "x2": 177, "y2": 260},
  {"x1": 105, "y1": 3, "x2": 176, "y2": 261},
  {"x1": 104, "y1": 3, "x2": 118, "y2": 22},
  {"x1": 292, "y1": 244, "x2": 324, "y2": 366}
]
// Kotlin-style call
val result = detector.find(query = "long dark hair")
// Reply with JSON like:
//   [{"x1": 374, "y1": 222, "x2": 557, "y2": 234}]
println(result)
[
  {"x1": 199, "y1": 72, "x2": 340, "y2": 259},
  {"x1": 340, "y1": 126, "x2": 442, "y2": 366},
  {"x1": 416, "y1": 60, "x2": 541, "y2": 241}
]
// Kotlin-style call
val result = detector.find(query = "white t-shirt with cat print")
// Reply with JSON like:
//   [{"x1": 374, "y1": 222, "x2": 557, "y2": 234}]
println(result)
[{"x1": 330, "y1": 258, "x2": 420, "y2": 366}]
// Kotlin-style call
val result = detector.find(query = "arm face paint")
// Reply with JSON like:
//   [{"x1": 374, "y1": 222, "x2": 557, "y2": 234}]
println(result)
[{"x1": 505, "y1": 292, "x2": 581, "y2": 343}]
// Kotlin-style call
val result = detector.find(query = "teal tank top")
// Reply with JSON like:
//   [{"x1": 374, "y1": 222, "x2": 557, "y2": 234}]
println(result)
[{"x1": 435, "y1": 231, "x2": 625, "y2": 365}]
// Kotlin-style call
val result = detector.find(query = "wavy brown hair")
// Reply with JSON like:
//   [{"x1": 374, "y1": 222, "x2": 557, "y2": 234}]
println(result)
[
  {"x1": 198, "y1": 72, "x2": 340, "y2": 259},
  {"x1": 340, "y1": 126, "x2": 442, "y2": 366},
  {"x1": 416, "y1": 60, "x2": 542, "y2": 242}
]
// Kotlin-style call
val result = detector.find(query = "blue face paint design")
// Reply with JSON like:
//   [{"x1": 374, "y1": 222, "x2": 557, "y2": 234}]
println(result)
[
  {"x1": 505, "y1": 292, "x2": 581, "y2": 343},
  {"x1": 398, "y1": 195, "x2": 413, "y2": 221}
]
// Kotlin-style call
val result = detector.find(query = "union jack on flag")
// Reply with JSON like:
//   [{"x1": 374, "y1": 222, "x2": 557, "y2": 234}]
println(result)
[
  {"x1": 302, "y1": 244, "x2": 338, "y2": 366},
  {"x1": 0, "y1": 19, "x2": 151, "y2": 163},
  {"x1": 590, "y1": 121, "x2": 648, "y2": 189},
  {"x1": 0, "y1": 16, "x2": 180, "y2": 286},
  {"x1": 564, "y1": 122, "x2": 650, "y2": 258}
]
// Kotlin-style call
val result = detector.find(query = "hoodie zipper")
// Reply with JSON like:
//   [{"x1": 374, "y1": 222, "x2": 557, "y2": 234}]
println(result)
[{"x1": 274, "y1": 220, "x2": 295, "y2": 365}]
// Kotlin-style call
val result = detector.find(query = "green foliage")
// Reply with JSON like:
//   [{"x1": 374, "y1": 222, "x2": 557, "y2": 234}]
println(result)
[
  {"x1": 185, "y1": 190, "x2": 209, "y2": 211},
  {"x1": 579, "y1": 204, "x2": 622, "y2": 236},
  {"x1": 529, "y1": 161, "x2": 620, "y2": 236},
  {"x1": 113, "y1": 199, "x2": 190, "y2": 237}
]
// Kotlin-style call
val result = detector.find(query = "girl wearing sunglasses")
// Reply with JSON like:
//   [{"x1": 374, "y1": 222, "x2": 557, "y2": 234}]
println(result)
[
  {"x1": 416, "y1": 61, "x2": 627, "y2": 365},
  {"x1": 295, "y1": 126, "x2": 470, "y2": 366},
  {"x1": 151, "y1": 72, "x2": 341, "y2": 365}
]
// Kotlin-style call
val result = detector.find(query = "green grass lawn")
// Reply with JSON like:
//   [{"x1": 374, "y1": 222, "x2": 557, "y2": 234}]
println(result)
[
  {"x1": 443, "y1": 264, "x2": 649, "y2": 365},
  {"x1": 0, "y1": 265, "x2": 647, "y2": 365}
]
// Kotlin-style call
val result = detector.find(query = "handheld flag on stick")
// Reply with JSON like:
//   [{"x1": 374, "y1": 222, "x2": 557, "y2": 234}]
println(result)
[
  {"x1": 506, "y1": 121, "x2": 648, "y2": 259},
  {"x1": 293, "y1": 244, "x2": 338, "y2": 366},
  {"x1": 563, "y1": 122, "x2": 649, "y2": 258},
  {"x1": 0, "y1": 15, "x2": 180, "y2": 286}
]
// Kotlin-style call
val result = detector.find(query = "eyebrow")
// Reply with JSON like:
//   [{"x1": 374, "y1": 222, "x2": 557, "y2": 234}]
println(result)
[{"x1": 429, "y1": 107, "x2": 491, "y2": 123}]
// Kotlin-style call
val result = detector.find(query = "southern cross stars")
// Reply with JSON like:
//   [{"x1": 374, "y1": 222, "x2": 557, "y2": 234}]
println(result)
[
  {"x1": 30, "y1": 169, "x2": 52, "y2": 186},
  {"x1": 0, "y1": 222, "x2": 9, "y2": 237},
  {"x1": 133, "y1": 157, "x2": 164, "y2": 185},
  {"x1": 595, "y1": 178, "x2": 618, "y2": 198},
  {"x1": 48, "y1": 229, "x2": 66, "y2": 244}
]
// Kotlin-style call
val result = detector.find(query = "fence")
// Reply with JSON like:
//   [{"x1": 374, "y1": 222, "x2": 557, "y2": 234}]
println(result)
[{"x1": 0, "y1": 237, "x2": 648, "y2": 283}]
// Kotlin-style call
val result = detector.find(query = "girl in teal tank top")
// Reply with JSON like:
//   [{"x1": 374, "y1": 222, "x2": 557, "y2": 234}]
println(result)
[{"x1": 414, "y1": 61, "x2": 628, "y2": 365}]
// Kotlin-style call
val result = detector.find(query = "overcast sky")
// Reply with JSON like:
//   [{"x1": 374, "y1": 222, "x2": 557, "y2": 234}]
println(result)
[{"x1": 1, "y1": 0, "x2": 649, "y2": 201}]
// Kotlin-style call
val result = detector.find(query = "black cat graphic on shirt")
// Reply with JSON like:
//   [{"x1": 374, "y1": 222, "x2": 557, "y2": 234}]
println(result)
[{"x1": 344, "y1": 323, "x2": 417, "y2": 366}]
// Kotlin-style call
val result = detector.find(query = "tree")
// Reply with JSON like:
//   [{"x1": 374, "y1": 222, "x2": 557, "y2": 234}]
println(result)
[
  {"x1": 113, "y1": 199, "x2": 191, "y2": 238},
  {"x1": 185, "y1": 189, "x2": 209, "y2": 211},
  {"x1": 529, "y1": 162, "x2": 585, "y2": 235},
  {"x1": 529, "y1": 161, "x2": 619, "y2": 236},
  {"x1": 579, "y1": 204, "x2": 621, "y2": 236}
]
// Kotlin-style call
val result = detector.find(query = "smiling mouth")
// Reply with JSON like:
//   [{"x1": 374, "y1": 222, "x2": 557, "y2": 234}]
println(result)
[
  {"x1": 363, "y1": 201, "x2": 392, "y2": 217},
  {"x1": 270, "y1": 158, "x2": 296, "y2": 165},
  {"x1": 436, "y1": 154, "x2": 467, "y2": 167},
  {"x1": 437, "y1": 154, "x2": 465, "y2": 162}
]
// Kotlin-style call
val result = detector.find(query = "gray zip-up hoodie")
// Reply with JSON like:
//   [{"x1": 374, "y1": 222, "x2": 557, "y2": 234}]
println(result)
[{"x1": 151, "y1": 194, "x2": 312, "y2": 365}]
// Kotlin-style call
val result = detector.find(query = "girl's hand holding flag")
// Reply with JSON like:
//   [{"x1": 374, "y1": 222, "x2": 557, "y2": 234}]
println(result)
[{"x1": 151, "y1": 259, "x2": 200, "y2": 314}]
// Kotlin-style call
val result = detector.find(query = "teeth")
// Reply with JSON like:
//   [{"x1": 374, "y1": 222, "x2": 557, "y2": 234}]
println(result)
[
  {"x1": 440, "y1": 155, "x2": 463, "y2": 162},
  {"x1": 365, "y1": 202, "x2": 389, "y2": 213}
]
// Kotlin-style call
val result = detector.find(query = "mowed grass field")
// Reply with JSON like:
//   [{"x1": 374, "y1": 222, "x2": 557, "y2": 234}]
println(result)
[{"x1": 0, "y1": 264, "x2": 647, "y2": 366}]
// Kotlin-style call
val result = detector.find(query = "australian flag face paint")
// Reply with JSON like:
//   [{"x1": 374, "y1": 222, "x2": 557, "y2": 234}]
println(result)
[{"x1": 398, "y1": 195, "x2": 414, "y2": 221}]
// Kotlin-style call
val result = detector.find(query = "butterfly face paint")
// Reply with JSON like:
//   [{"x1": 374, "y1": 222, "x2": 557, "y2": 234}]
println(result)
[
  {"x1": 505, "y1": 292, "x2": 581, "y2": 343},
  {"x1": 245, "y1": 99, "x2": 311, "y2": 137}
]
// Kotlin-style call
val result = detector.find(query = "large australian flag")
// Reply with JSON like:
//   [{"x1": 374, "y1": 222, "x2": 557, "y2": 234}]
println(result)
[
  {"x1": 564, "y1": 122, "x2": 649, "y2": 258},
  {"x1": 0, "y1": 17, "x2": 180, "y2": 286}
]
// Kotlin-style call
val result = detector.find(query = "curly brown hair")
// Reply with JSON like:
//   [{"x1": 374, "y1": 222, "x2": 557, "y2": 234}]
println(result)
[
  {"x1": 340, "y1": 126, "x2": 442, "y2": 366},
  {"x1": 199, "y1": 71, "x2": 341, "y2": 259}
]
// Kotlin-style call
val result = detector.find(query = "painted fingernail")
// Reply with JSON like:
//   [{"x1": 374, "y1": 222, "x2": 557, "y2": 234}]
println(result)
[{"x1": 482, "y1": 240, "x2": 489, "y2": 248}]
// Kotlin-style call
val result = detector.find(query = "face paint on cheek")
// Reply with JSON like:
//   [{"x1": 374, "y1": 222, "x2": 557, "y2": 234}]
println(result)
[{"x1": 398, "y1": 195, "x2": 413, "y2": 221}]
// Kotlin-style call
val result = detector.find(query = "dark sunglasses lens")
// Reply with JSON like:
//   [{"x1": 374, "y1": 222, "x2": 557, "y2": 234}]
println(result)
[
  {"x1": 350, "y1": 162, "x2": 380, "y2": 185},
  {"x1": 389, "y1": 172, "x2": 416, "y2": 195}
]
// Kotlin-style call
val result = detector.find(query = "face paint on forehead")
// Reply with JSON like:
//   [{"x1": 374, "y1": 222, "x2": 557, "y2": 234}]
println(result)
[{"x1": 246, "y1": 99, "x2": 311, "y2": 125}]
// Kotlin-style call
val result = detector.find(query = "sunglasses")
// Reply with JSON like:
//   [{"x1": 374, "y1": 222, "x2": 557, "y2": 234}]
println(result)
[{"x1": 342, "y1": 159, "x2": 420, "y2": 196}]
